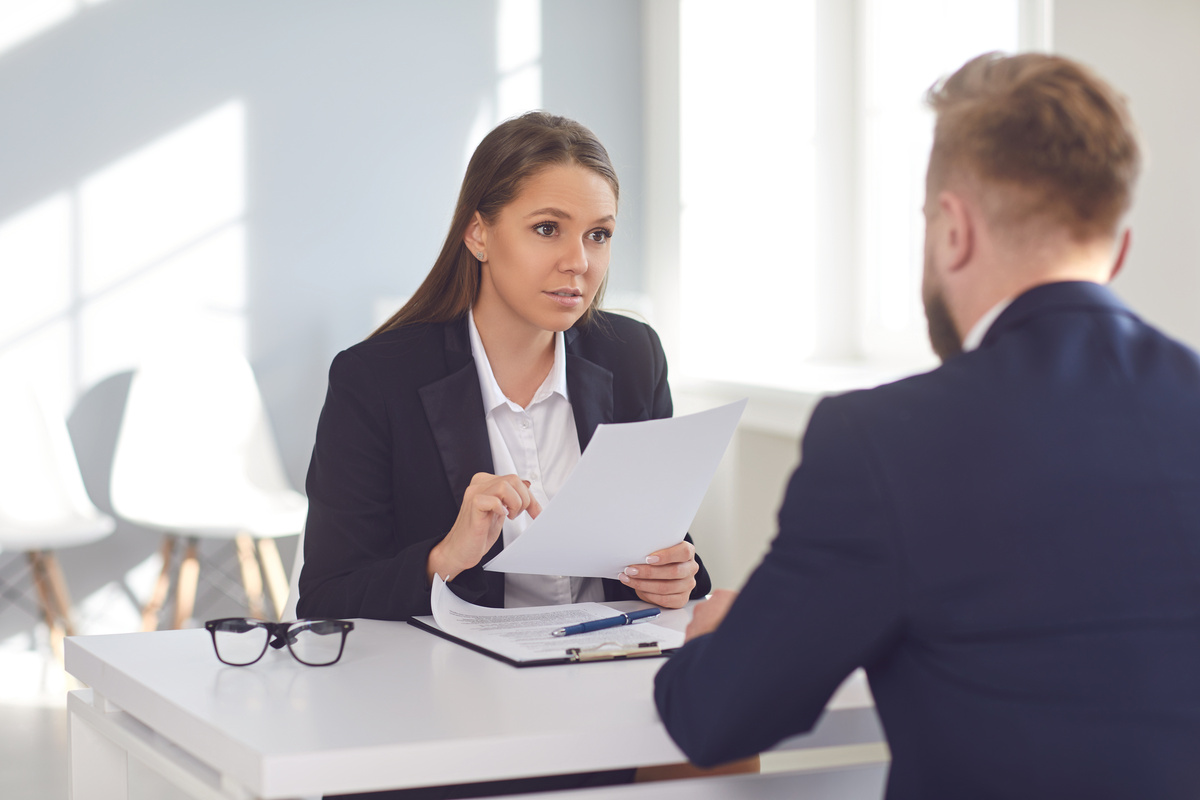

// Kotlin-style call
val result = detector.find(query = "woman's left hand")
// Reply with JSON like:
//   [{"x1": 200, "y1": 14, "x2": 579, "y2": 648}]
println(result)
[{"x1": 618, "y1": 541, "x2": 699, "y2": 608}]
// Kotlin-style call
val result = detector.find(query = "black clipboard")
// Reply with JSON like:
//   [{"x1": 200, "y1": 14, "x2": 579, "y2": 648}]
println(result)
[{"x1": 407, "y1": 616, "x2": 672, "y2": 668}]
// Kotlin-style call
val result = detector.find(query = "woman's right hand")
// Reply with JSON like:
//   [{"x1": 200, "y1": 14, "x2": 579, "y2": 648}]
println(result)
[{"x1": 427, "y1": 473, "x2": 541, "y2": 584}]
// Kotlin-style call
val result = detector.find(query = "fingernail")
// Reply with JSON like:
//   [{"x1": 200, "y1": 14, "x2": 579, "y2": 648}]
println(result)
[
  {"x1": 522, "y1": 480, "x2": 531, "y2": 487},
  {"x1": 624, "y1": 567, "x2": 639, "y2": 576},
  {"x1": 645, "y1": 556, "x2": 661, "y2": 565},
  {"x1": 618, "y1": 572, "x2": 631, "y2": 583}
]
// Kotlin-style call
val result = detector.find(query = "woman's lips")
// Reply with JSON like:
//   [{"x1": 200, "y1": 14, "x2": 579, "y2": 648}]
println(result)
[{"x1": 545, "y1": 290, "x2": 583, "y2": 308}]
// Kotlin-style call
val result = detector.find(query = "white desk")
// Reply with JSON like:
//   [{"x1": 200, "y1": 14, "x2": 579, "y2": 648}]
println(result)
[{"x1": 65, "y1": 606, "x2": 884, "y2": 799}]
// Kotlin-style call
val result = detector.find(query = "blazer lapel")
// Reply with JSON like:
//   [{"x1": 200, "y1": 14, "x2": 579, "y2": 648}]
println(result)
[
  {"x1": 565, "y1": 327, "x2": 614, "y2": 451},
  {"x1": 418, "y1": 321, "x2": 494, "y2": 504}
]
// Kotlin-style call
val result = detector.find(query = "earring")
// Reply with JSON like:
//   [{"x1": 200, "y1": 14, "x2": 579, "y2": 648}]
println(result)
[{"x1": 475, "y1": 251, "x2": 485, "y2": 261}]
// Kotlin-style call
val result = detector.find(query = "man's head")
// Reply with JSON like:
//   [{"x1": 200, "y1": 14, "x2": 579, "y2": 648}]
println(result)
[{"x1": 921, "y1": 52, "x2": 1141, "y2": 360}]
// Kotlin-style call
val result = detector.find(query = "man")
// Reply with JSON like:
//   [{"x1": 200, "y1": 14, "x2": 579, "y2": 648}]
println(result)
[{"x1": 654, "y1": 52, "x2": 1200, "y2": 799}]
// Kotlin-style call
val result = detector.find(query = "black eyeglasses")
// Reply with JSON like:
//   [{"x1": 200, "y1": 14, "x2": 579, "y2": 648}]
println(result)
[{"x1": 205, "y1": 618, "x2": 354, "y2": 666}]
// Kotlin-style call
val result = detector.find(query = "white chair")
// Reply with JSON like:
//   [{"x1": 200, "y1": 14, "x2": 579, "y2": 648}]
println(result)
[
  {"x1": 110, "y1": 346, "x2": 306, "y2": 630},
  {"x1": 282, "y1": 527, "x2": 304, "y2": 621},
  {"x1": 0, "y1": 386, "x2": 116, "y2": 651}
]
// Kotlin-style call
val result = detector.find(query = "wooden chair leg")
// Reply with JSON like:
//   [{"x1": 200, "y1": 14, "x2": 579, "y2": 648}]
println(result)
[
  {"x1": 27, "y1": 552, "x2": 65, "y2": 661},
  {"x1": 142, "y1": 535, "x2": 177, "y2": 631},
  {"x1": 172, "y1": 537, "x2": 200, "y2": 630},
  {"x1": 234, "y1": 534, "x2": 265, "y2": 620},
  {"x1": 41, "y1": 552, "x2": 77, "y2": 637},
  {"x1": 256, "y1": 538, "x2": 289, "y2": 620},
  {"x1": 634, "y1": 755, "x2": 761, "y2": 783}
]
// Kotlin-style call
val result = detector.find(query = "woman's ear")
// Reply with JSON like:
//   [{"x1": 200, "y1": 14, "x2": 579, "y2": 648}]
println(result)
[{"x1": 463, "y1": 212, "x2": 487, "y2": 258}]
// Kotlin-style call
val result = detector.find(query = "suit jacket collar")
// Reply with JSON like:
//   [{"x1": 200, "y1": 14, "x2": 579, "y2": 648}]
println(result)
[
  {"x1": 565, "y1": 324, "x2": 615, "y2": 451},
  {"x1": 422, "y1": 318, "x2": 616, "y2": 458},
  {"x1": 980, "y1": 281, "x2": 1135, "y2": 350},
  {"x1": 415, "y1": 317, "x2": 615, "y2": 593},
  {"x1": 418, "y1": 318, "x2": 493, "y2": 507}
]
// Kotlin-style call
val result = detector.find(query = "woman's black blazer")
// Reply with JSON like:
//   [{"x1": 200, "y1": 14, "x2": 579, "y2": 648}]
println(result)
[{"x1": 297, "y1": 311, "x2": 712, "y2": 620}]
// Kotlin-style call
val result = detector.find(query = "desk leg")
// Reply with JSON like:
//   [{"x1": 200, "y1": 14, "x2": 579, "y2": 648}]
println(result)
[{"x1": 70, "y1": 693, "x2": 128, "y2": 800}]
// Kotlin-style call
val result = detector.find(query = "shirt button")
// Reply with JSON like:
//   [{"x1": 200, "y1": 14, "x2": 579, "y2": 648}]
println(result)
[{"x1": 521, "y1": 420, "x2": 530, "y2": 429}]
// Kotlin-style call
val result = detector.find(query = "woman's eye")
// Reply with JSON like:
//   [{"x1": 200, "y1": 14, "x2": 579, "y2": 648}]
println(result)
[
  {"x1": 589, "y1": 229, "x2": 612, "y2": 244},
  {"x1": 534, "y1": 222, "x2": 557, "y2": 236}
]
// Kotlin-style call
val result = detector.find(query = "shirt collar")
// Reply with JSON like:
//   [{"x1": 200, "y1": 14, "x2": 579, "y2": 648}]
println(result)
[
  {"x1": 467, "y1": 309, "x2": 568, "y2": 413},
  {"x1": 962, "y1": 297, "x2": 1014, "y2": 352}
]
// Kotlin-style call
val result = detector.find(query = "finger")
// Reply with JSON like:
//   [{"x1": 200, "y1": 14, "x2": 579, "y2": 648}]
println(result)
[
  {"x1": 621, "y1": 559, "x2": 699, "y2": 581},
  {"x1": 483, "y1": 477, "x2": 533, "y2": 520},
  {"x1": 635, "y1": 587, "x2": 690, "y2": 610},
  {"x1": 498, "y1": 476, "x2": 540, "y2": 519},
  {"x1": 619, "y1": 573, "x2": 695, "y2": 597},
  {"x1": 644, "y1": 540, "x2": 696, "y2": 565},
  {"x1": 469, "y1": 471, "x2": 500, "y2": 487},
  {"x1": 470, "y1": 494, "x2": 511, "y2": 525}
]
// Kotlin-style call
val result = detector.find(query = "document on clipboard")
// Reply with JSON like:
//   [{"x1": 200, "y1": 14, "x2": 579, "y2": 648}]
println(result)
[
  {"x1": 482, "y1": 399, "x2": 747, "y2": 579},
  {"x1": 407, "y1": 576, "x2": 683, "y2": 667}
]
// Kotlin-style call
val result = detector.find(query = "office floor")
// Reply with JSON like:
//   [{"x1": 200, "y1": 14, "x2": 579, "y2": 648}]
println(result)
[{"x1": 0, "y1": 540, "x2": 278, "y2": 800}]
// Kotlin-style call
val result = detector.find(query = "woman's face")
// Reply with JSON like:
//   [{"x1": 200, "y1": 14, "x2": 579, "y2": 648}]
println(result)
[{"x1": 468, "y1": 163, "x2": 616, "y2": 338}]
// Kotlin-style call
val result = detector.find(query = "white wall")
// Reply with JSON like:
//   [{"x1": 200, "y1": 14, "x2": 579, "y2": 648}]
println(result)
[
  {"x1": 1054, "y1": 0, "x2": 1200, "y2": 351},
  {"x1": 0, "y1": 0, "x2": 648, "y2": 637}
]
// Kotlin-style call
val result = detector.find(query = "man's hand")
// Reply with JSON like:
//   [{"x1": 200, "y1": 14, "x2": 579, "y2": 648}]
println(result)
[
  {"x1": 618, "y1": 540, "x2": 699, "y2": 609},
  {"x1": 427, "y1": 473, "x2": 541, "y2": 584},
  {"x1": 684, "y1": 589, "x2": 738, "y2": 642}
]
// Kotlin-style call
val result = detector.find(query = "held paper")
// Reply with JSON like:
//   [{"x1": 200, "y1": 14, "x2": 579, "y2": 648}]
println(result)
[
  {"x1": 424, "y1": 575, "x2": 682, "y2": 663},
  {"x1": 482, "y1": 399, "x2": 746, "y2": 579}
]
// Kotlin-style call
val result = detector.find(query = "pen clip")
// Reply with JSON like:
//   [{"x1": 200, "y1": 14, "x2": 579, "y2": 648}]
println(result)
[{"x1": 566, "y1": 641, "x2": 661, "y2": 662}]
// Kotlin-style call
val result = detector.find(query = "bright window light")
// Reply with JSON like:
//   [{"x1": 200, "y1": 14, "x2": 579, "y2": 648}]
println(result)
[
  {"x1": 679, "y1": 0, "x2": 817, "y2": 386},
  {"x1": 859, "y1": 0, "x2": 1020, "y2": 359},
  {"x1": 79, "y1": 102, "x2": 245, "y2": 297},
  {"x1": 496, "y1": 0, "x2": 543, "y2": 121},
  {"x1": 0, "y1": 0, "x2": 73, "y2": 58}
]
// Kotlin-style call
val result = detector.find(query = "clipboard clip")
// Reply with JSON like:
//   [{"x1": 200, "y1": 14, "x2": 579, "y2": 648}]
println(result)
[{"x1": 566, "y1": 641, "x2": 661, "y2": 662}]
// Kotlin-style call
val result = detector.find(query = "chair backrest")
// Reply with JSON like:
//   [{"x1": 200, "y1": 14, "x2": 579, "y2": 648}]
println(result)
[
  {"x1": 110, "y1": 345, "x2": 296, "y2": 530},
  {"x1": 282, "y1": 527, "x2": 305, "y2": 620},
  {"x1": 0, "y1": 386, "x2": 114, "y2": 546}
]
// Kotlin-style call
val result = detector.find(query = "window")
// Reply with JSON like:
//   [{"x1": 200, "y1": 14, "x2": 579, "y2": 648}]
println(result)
[{"x1": 648, "y1": 0, "x2": 1048, "y2": 392}]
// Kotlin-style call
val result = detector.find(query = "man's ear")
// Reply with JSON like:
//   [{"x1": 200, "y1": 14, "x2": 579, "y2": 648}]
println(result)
[
  {"x1": 463, "y1": 211, "x2": 487, "y2": 255},
  {"x1": 934, "y1": 190, "x2": 974, "y2": 274},
  {"x1": 1109, "y1": 228, "x2": 1131, "y2": 282}
]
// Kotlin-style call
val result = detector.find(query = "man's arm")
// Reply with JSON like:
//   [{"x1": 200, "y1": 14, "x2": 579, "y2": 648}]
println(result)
[{"x1": 653, "y1": 397, "x2": 905, "y2": 767}]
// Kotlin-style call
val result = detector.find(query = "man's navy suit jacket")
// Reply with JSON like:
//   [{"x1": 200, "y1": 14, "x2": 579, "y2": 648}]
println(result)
[
  {"x1": 298, "y1": 311, "x2": 710, "y2": 621},
  {"x1": 655, "y1": 282, "x2": 1200, "y2": 798}
]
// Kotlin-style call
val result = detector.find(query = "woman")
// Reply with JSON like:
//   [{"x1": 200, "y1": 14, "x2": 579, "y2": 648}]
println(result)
[{"x1": 298, "y1": 111, "x2": 710, "y2": 627}]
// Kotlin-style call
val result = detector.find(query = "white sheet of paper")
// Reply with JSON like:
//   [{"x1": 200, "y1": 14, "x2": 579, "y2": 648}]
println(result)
[
  {"x1": 482, "y1": 399, "x2": 746, "y2": 580},
  {"x1": 423, "y1": 575, "x2": 682, "y2": 662}
]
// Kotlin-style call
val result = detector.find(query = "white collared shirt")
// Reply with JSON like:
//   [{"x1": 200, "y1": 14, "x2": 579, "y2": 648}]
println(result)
[
  {"x1": 962, "y1": 297, "x2": 1014, "y2": 352},
  {"x1": 467, "y1": 310, "x2": 604, "y2": 607}
]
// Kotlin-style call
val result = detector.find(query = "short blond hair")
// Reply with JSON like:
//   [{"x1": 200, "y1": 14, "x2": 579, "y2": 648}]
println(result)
[{"x1": 926, "y1": 52, "x2": 1141, "y2": 241}]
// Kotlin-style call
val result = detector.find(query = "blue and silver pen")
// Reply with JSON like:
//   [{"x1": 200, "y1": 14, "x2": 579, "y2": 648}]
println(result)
[{"x1": 551, "y1": 608, "x2": 661, "y2": 637}]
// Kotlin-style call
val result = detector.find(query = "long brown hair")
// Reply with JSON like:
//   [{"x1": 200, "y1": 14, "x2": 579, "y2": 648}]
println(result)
[{"x1": 371, "y1": 111, "x2": 620, "y2": 337}]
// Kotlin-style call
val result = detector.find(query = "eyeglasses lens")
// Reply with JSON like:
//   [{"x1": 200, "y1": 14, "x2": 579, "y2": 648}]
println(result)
[
  {"x1": 287, "y1": 621, "x2": 344, "y2": 666},
  {"x1": 213, "y1": 621, "x2": 270, "y2": 665}
]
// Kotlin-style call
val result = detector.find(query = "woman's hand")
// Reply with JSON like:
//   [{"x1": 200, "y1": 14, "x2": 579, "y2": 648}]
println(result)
[
  {"x1": 427, "y1": 473, "x2": 541, "y2": 584},
  {"x1": 618, "y1": 540, "x2": 699, "y2": 608}
]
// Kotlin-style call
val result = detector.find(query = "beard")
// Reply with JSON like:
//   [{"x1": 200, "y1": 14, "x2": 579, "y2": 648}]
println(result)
[
  {"x1": 923, "y1": 288, "x2": 963, "y2": 362},
  {"x1": 922, "y1": 265, "x2": 963, "y2": 362}
]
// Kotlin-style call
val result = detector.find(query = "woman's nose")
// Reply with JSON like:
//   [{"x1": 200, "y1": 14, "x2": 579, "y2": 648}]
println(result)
[{"x1": 559, "y1": 238, "x2": 588, "y2": 274}]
